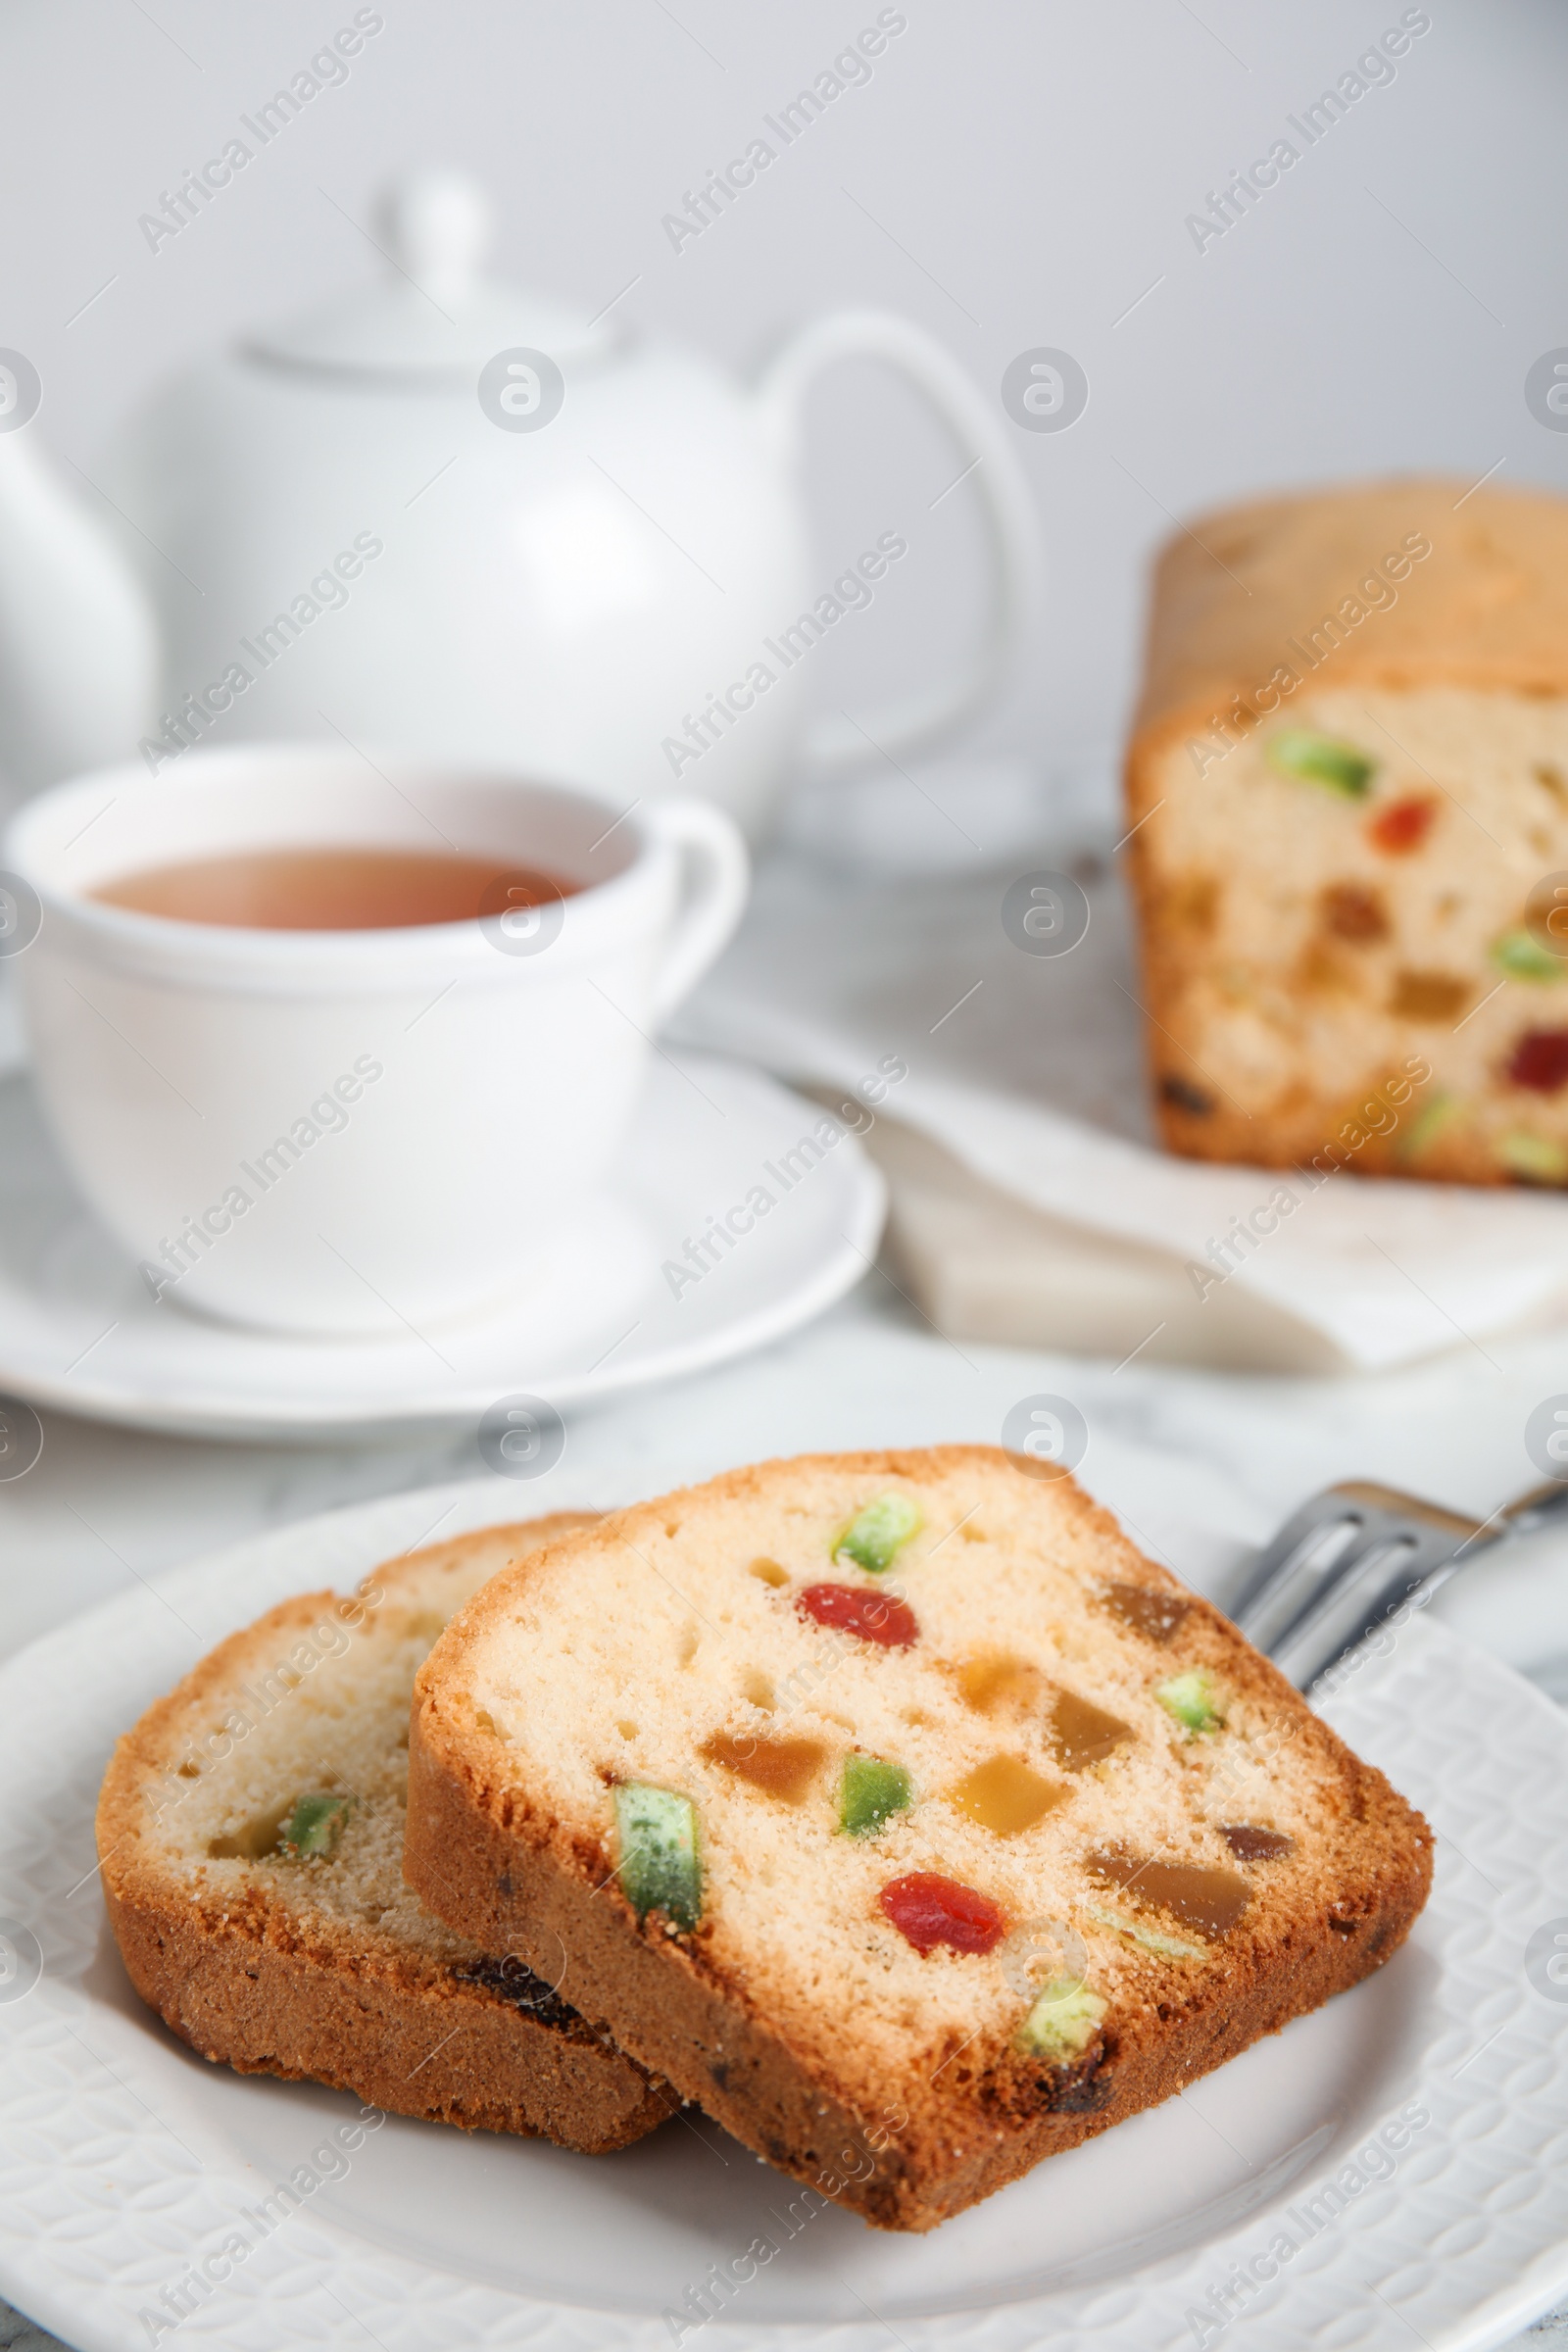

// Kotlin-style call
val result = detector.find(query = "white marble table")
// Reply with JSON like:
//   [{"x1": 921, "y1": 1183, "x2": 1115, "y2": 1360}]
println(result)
[{"x1": 3, "y1": 1279, "x2": 1567, "y2": 2346}]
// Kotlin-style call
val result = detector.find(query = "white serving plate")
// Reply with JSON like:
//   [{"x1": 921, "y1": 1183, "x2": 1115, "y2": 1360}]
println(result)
[{"x1": 0, "y1": 1472, "x2": 1565, "y2": 2352}]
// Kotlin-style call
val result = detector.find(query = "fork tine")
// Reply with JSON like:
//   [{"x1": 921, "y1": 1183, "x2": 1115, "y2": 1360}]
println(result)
[
  {"x1": 1268, "y1": 1530, "x2": 1429, "y2": 1690},
  {"x1": 1231, "y1": 1493, "x2": 1371, "y2": 1655},
  {"x1": 1232, "y1": 1482, "x2": 1480, "y2": 1690}
]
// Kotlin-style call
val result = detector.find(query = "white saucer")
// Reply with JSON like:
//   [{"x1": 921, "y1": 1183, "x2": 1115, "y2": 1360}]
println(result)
[
  {"x1": 0, "y1": 1469, "x2": 1565, "y2": 2352},
  {"x1": 0, "y1": 1054, "x2": 886, "y2": 1441}
]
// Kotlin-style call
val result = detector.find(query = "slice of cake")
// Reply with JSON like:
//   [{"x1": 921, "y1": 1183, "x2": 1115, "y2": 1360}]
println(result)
[
  {"x1": 405, "y1": 1448, "x2": 1431, "y2": 2230},
  {"x1": 97, "y1": 1516, "x2": 672, "y2": 2152},
  {"x1": 1124, "y1": 477, "x2": 1568, "y2": 1182}
]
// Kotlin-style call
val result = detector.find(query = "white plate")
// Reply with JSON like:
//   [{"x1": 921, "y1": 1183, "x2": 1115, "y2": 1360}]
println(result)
[
  {"x1": 0, "y1": 1054, "x2": 884, "y2": 1440},
  {"x1": 1, "y1": 1473, "x2": 1565, "y2": 2352}
]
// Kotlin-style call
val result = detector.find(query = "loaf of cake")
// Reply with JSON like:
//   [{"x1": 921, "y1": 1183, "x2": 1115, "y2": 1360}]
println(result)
[
  {"x1": 405, "y1": 1447, "x2": 1431, "y2": 2230},
  {"x1": 1124, "y1": 478, "x2": 1568, "y2": 1182},
  {"x1": 97, "y1": 1517, "x2": 673, "y2": 2151}
]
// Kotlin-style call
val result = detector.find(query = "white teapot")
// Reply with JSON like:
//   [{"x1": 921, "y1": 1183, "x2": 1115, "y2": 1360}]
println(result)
[{"x1": 0, "y1": 173, "x2": 1038, "y2": 837}]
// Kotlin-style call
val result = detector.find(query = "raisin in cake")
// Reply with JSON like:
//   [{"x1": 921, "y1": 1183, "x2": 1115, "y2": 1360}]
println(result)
[
  {"x1": 1125, "y1": 477, "x2": 1568, "y2": 1183},
  {"x1": 98, "y1": 1517, "x2": 672, "y2": 2151},
  {"x1": 405, "y1": 1448, "x2": 1430, "y2": 2230}
]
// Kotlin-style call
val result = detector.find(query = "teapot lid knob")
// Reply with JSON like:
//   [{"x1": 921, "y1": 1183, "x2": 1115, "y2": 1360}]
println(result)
[
  {"x1": 378, "y1": 171, "x2": 491, "y2": 308},
  {"x1": 243, "y1": 170, "x2": 614, "y2": 376}
]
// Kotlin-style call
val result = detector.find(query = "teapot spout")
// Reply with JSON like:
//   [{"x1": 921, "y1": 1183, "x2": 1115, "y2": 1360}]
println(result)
[{"x1": 0, "y1": 430, "x2": 159, "y2": 806}]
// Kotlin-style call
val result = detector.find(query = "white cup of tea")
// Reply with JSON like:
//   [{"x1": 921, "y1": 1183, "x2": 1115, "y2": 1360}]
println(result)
[{"x1": 2, "y1": 747, "x2": 749, "y2": 1336}]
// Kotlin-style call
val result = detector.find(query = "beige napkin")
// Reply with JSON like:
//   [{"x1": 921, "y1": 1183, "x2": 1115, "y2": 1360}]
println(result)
[{"x1": 857, "y1": 1111, "x2": 1348, "y2": 1372}]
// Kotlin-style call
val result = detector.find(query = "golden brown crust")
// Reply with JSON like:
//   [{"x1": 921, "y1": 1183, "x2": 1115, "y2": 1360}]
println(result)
[
  {"x1": 1123, "y1": 478, "x2": 1568, "y2": 1178},
  {"x1": 406, "y1": 1448, "x2": 1433, "y2": 2230},
  {"x1": 97, "y1": 1519, "x2": 672, "y2": 2155},
  {"x1": 100, "y1": 1872, "x2": 667, "y2": 2143},
  {"x1": 1130, "y1": 478, "x2": 1568, "y2": 748}
]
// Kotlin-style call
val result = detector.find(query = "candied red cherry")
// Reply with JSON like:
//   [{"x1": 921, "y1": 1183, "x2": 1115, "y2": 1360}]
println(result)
[
  {"x1": 796, "y1": 1583, "x2": 918, "y2": 1648},
  {"x1": 1507, "y1": 1027, "x2": 1568, "y2": 1095},
  {"x1": 880, "y1": 1873, "x2": 1005, "y2": 1955},
  {"x1": 1368, "y1": 795, "x2": 1437, "y2": 856}
]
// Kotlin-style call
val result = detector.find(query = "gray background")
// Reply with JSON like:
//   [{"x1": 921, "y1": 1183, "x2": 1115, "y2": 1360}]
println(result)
[{"x1": 2, "y1": 0, "x2": 1565, "y2": 811}]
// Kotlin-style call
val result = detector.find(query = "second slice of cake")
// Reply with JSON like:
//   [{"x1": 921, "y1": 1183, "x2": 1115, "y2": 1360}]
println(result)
[
  {"x1": 99, "y1": 1517, "x2": 672, "y2": 2152},
  {"x1": 406, "y1": 1447, "x2": 1431, "y2": 2230}
]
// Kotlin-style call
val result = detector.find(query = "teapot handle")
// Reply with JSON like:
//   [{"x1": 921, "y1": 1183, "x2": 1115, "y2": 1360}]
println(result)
[{"x1": 755, "y1": 311, "x2": 1041, "y2": 776}]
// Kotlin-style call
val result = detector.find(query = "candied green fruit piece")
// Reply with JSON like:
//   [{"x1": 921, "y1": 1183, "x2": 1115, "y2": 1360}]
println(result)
[
  {"x1": 838, "y1": 1753, "x2": 912, "y2": 1838},
  {"x1": 835, "y1": 1493, "x2": 922, "y2": 1575},
  {"x1": 1497, "y1": 1130, "x2": 1568, "y2": 1184},
  {"x1": 1016, "y1": 1976, "x2": 1107, "y2": 2059},
  {"x1": 1492, "y1": 927, "x2": 1564, "y2": 983},
  {"x1": 1265, "y1": 730, "x2": 1373, "y2": 799},
  {"x1": 1397, "y1": 1090, "x2": 1460, "y2": 1163},
  {"x1": 615, "y1": 1783, "x2": 702, "y2": 1931},
  {"x1": 278, "y1": 1792, "x2": 350, "y2": 1860},
  {"x1": 1086, "y1": 1902, "x2": 1206, "y2": 1960},
  {"x1": 1154, "y1": 1669, "x2": 1220, "y2": 1735}
]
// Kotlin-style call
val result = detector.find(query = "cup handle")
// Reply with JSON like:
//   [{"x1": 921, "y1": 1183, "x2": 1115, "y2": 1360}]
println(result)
[
  {"x1": 643, "y1": 797, "x2": 751, "y2": 1024},
  {"x1": 755, "y1": 309, "x2": 1043, "y2": 775}
]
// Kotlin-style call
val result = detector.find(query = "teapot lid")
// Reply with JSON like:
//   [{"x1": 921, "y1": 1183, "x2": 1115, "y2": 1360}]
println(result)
[{"x1": 245, "y1": 172, "x2": 618, "y2": 377}]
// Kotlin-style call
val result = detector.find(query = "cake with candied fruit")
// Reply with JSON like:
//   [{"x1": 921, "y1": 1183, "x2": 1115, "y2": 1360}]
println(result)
[
  {"x1": 97, "y1": 1517, "x2": 672, "y2": 2152},
  {"x1": 1124, "y1": 477, "x2": 1568, "y2": 1184},
  {"x1": 405, "y1": 1447, "x2": 1431, "y2": 2230}
]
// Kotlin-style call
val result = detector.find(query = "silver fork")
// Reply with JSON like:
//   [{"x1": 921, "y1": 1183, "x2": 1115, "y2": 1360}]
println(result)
[{"x1": 1230, "y1": 1478, "x2": 1568, "y2": 1690}]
